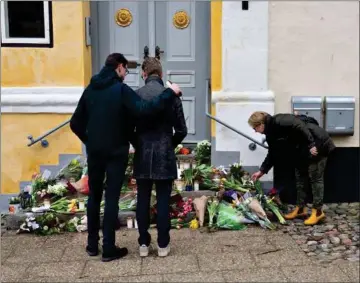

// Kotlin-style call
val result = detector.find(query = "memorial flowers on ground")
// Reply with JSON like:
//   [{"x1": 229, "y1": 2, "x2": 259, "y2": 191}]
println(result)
[{"x1": 10, "y1": 140, "x2": 287, "y2": 236}]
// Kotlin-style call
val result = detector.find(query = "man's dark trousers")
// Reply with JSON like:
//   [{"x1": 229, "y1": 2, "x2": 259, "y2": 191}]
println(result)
[
  {"x1": 86, "y1": 152, "x2": 128, "y2": 252},
  {"x1": 136, "y1": 179, "x2": 173, "y2": 248}
]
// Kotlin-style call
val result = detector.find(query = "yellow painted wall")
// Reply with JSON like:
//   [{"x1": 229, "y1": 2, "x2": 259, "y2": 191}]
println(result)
[
  {"x1": 1, "y1": 115, "x2": 81, "y2": 194},
  {"x1": 1, "y1": 2, "x2": 91, "y2": 194},
  {"x1": 1, "y1": 2, "x2": 91, "y2": 87},
  {"x1": 210, "y1": 1, "x2": 222, "y2": 138}
]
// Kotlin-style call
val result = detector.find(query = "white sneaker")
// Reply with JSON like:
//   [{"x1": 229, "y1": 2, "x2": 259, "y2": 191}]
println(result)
[
  {"x1": 139, "y1": 245, "x2": 149, "y2": 257},
  {"x1": 157, "y1": 245, "x2": 170, "y2": 257}
]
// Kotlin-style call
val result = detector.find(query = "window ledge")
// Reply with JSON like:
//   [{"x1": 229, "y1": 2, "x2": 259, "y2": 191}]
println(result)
[{"x1": 1, "y1": 86, "x2": 84, "y2": 113}]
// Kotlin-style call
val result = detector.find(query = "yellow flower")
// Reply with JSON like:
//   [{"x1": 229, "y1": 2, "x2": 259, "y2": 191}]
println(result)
[{"x1": 189, "y1": 219, "x2": 199, "y2": 230}]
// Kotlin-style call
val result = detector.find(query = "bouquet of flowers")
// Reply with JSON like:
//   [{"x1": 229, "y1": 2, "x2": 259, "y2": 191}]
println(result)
[
  {"x1": 119, "y1": 193, "x2": 137, "y2": 211},
  {"x1": 55, "y1": 157, "x2": 84, "y2": 182},
  {"x1": 229, "y1": 162, "x2": 245, "y2": 181},
  {"x1": 194, "y1": 140, "x2": 211, "y2": 165},
  {"x1": 216, "y1": 202, "x2": 247, "y2": 230},
  {"x1": 17, "y1": 212, "x2": 63, "y2": 236},
  {"x1": 207, "y1": 196, "x2": 219, "y2": 228}
]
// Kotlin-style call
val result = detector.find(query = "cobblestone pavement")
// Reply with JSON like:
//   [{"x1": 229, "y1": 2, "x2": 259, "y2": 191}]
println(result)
[
  {"x1": 281, "y1": 202, "x2": 360, "y2": 265},
  {"x1": 1, "y1": 222, "x2": 359, "y2": 282}
]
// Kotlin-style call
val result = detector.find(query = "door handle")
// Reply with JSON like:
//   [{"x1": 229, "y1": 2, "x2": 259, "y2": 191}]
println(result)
[
  {"x1": 144, "y1": 46, "x2": 149, "y2": 59},
  {"x1": 155, "y1": 46, "x2": 164, "y2": 60}
]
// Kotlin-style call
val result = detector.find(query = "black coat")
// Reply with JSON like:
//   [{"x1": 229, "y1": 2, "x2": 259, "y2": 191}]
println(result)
[
  {"x1": 69, "y1": 66, "x2": 176, "y2": 157},
  {"x1": 132, "y1": 76, "x2": 187, "y2": 180},
  {"x1": 260, "y1": 114, "x2": 335, "y2": 173}
]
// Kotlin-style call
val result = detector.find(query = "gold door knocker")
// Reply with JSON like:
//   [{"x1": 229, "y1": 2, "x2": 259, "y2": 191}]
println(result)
[
  {"x1": 173, "y1": 10, "x2": 190, "y2": 29},
  {"x1": 115, "y1": 8, "x2": 132, "y2": 27}
]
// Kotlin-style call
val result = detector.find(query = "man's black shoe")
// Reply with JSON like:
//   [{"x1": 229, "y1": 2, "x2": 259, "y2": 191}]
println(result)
[
  {"x1": 86, "y1": 245, "x2": 99, "y2": 257},
  {"x1": 102, "y1": 246, "x2": 128, "y2": 262}
]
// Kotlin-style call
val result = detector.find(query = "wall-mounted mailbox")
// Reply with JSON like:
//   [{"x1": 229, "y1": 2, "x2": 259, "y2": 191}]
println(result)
[
  {"x1": 291, "y1": 96, "x2": 323, "y2": 127},
  {"x1": 324, "y1": 96, "x2": 355, "y2": 136}
]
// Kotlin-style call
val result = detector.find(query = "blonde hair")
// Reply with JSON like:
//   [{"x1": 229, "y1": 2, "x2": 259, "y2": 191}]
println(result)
[
  {"x1": 248, "y1": 111, "x2": 269, "y2": 128},
  {"x1": 141, "y1": 57, "x2": 162, "y2": 77}
]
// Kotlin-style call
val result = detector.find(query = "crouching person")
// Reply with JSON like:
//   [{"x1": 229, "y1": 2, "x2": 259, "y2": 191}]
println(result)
[{"x1": 248, "y1": 111, "x2": 335, "y2": 225}]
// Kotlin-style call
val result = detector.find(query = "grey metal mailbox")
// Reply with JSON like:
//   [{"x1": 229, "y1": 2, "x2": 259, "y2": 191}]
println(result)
[
  {"x1": 291, "y1": 96, "x2": 323, "y2": 127},
  {"x1": 324, "y1": 96, "x2": 355, "y2": 135}
]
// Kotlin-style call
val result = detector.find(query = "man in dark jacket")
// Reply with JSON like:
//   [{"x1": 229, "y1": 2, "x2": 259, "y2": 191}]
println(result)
[
  {"x1": 131, "y1": 57, "x2": 187, "y2": 257},
  {"x1": 70, "y1": 53, "x2": 182, "y2": 262},
  {"x1": 248, "y1": 111, "x2": 335, "y2": 225}
]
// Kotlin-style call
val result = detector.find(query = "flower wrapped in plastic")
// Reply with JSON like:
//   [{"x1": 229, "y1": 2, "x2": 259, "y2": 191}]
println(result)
[
  {"x1": 207, "y1": 196, "x2": 219, "y2": 227},
  {"x1": 216, "y1": 202, "x2": 247, "y2": 230}
]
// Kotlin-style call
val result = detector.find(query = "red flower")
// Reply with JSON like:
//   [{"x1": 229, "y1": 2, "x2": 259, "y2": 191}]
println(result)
[{"x1": 269, "y1": 187, "x2": 278, "y2": 196}]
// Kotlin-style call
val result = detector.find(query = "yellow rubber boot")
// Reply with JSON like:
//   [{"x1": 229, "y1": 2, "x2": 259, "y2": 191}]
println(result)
[
  {"x1": 284, "y1": 206, "x2": 308, "y2": 220},
  {"x1": 304, "y1": 208, "x2": 325, "y2": 225}
]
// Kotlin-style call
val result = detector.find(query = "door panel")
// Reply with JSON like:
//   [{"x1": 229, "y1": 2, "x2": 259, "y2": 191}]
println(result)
[
  {"x1": 95, "y1": 1, "x2": 148, "y2": 89},
  {"x1": 92, "y1": 1, "x2": 210, "y2": 142},
  {"x1": 155, "y1": 1, "x2": 210, "y2": 142}
]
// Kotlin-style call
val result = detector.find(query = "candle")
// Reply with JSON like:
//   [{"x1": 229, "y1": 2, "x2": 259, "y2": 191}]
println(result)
[
  {"x1": 194, "y1": 181, "x2": 199, "y2": 191},
  {"x1": 79, "y1": 200, "x2": 85, "y2": 210},
  {"x1": 43, "y1": 199, "x2": 51, "y2": 208},
  {"x1": 175, "y1": 180, "x2": 184, "y2": 191},
  {"x1": 127, "y1": 217, "x2": 133, "y2": 229}
]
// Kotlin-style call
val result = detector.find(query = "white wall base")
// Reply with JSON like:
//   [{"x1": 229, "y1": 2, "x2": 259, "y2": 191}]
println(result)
[
  {"x1": 213, "y1": 90, "x2": 275, "y2": 181},
  {"x1": 1, "y1": 87, "x2": 84, "y2": 113}
]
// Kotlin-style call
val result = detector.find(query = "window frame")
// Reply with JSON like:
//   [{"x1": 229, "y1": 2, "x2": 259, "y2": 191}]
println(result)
[{"x1": 1, "y1": 1, "x2": 53, "y2": 48}]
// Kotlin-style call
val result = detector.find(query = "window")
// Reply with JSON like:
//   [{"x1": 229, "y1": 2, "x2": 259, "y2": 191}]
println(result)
[{"x1": 1, "y1": 1, "x2": 53, "y2": 47}]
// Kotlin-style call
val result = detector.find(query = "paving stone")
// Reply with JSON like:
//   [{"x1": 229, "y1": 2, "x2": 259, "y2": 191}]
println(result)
[
  {"x1": 5, "y1": 247, "x2": 64, "y2": 264},
  {"x1": 222, "y1": 267, "x2": 288, "y2": 282},
  {"x1": 83, "y1": 259, "x2": 141, "y2": 277},
  {"x1": 13, "y1": 234, "x2": 47, "y2": 247},
  {"x1": 251, "y1": 249, "x2": 311, "y2": 268},
  {"x1": 75, "y1": 278, "x2": 103, "y2": 282},
  {"x1": 61, "y1": 245, "x2": 100, "y2": 261},
  {"x1": 21, "y1": 278, "x2": 80, "y2": 282},
  {"x1": 68, "y1": 233, "x2": 87, "y2": 246},
  {"x1": 1, "y1": 263, "x2": 31, "y2": 282},
  {"x1": 1, "y1": 236, "x2": 18, "y2": 250},
  {"x1": 163, "y1": 271, "x2": 225, "y2": 282},
  {"x1": 338, "y1": 261, "x2": 360, "y2": 282},
  {"x1": 43, "y1": 233, "x2": 75, "y2": 248},
  {"x1": 198, "y1": 251, "x2": 253, "y2": 271},
  {"x1": 270, "y1": 234, "x2": 302, "y2": 251},
  {"x1": 27, "y1": 261, "x2": 85, "y2": 279},
  {"x1": 141, "y1": 254, "x2": 198, "y2": 275},
  {"x1": 169, "y1": 238, "x2": 224, "y2": 255},
  {"x1": 103, "y1": 275, "x2": 164, "y2": 282},
  {"x1": 1, "y1": 248, "x2": 13, "y2": 263},
  {"x1": 281, "y1": 265, "x2": 351, "y2": 282},
  {"x1": 220, "y1": 236, "x2": 274, "y2": 253}
]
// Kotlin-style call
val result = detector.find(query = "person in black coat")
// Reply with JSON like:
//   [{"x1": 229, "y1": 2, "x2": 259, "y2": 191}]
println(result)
[
  {"x1": 248, "y1": 111, "x2": 335, "y2": 225},
  {"x1": 69, "y1": 53, "x2": 182, "y2": 262},
  {"x1": 131, "y1": 57, "x2": 187, "y2": 257}
]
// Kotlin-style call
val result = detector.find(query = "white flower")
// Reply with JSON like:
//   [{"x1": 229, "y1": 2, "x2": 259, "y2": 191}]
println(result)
[
  {"x1": 43, "y1": 225, "x2": 49, "y2": 231},
  {"x1": 31, "y1": 223, "x2": 40, "y2": 230},
  {"x1": 47, "y1": 183, "x2": 67, "y2": 196}
]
